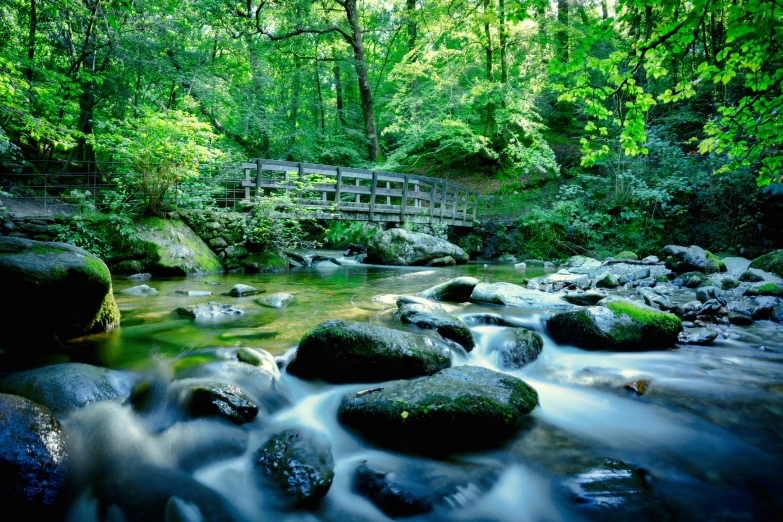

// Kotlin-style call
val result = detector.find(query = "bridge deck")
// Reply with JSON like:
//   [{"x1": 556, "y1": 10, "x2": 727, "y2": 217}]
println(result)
[{"x1": 238, "y1": 159, "x2": 478, "y2": 226}]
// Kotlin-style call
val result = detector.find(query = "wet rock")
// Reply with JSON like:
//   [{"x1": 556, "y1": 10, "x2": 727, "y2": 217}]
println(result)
[
  {"x1": 487, "y1": 328, "x2": 543, "y2": 369},
  {"x1": 515, "y1": 262, "x2": 527, "y2": 269},
  {"x1": 495, "y1": 253, "x2": 518, "y2": 264},
  {"x1": 121, "y1": 284, "x2": 159, "y2": 296},
  {"x1": 228, "y1": 284, "x2": 260, "y2": 297},
  {"x1": 287, "y1": 320, "x2": 450, "y2": 383},
  {"x1": 283, "y1": 250, "x2": 310, "y2": 266},
  {"x1": 366, "y1": 228, "x2": 469, "y2": 266},
  {"x1": 338, "y1": 366, "x2": 538, "y2": 451},
  {"x1": 312, "y1": 255, "x2": 342, "y2": 266},
  {"x1": 0, "y1": 363, "x2": 132, "y2": 415},
  {"x1": 565, "y1": 458, "x2": 669, "y2": 519},
  {"x1": 128, "y1": 273, "x2": 153, "y2": 281},
  {"x1": 0, "y1": 237, "x2": 120, "y2": 351},
  {"x1": 662, "y1": 244, "x2": 707, "y2": 273},
  {"x1": 772, "y1": 312, "x2": 783, "y2": 323},
  {"x1": 471, "y1": 282, "x2": 573, "y2": 309},
  {"x1": 728, "y1": 312, "x2": 753, "y2": 326},
  {"x1": 622, "y1": 380, "x2": 650, "y2": 396},
  {"x1": 739, "y1": 269, "x2": 765, "y2": 283},
  {"x1": 0, "y1": 393, "x2": 69, "y2": 513},
  {"x1": 596, "y1": 272, "x2": 621, "y2": 288},
  {"x1": 255, "y1": 292, "x2": 295, "y2": 309},
  {"x1": 562, "y1": 291, "x2": 607, "y2": 306},
  {"x1": 634, "y1": 267, "x2": 651, "y2": 279},
  {"x1": 749, "y1": 249, "x2": 783, "y2": 278},
  {"x1": 638, "y1": 288, "x2": 678, "y2": 314},
  {"x1": 744, "y1": 283, "x2": 783, "y2": 297},
  {"x1": 461, "y1": 313, "x2": 524, "y2": 327},
  {"x1": 416, "y1": 276, "x2": 480, "y2": 302},
  {"x1": 344, "y1": 243, "x2": 367, "y2": 256},
  {"x1": 175, "y1": 290, "x2": 211, "y2": 297},
  {"x1": 750, "y1": 297, "x2": 776, "y2": 320},
  {"x1": 723, "y1": 257, "x2": 752, "y2": 276},
  {"x1": 427, "y1": 255, "x2": 456, "y2": 267},
  {"x1": 181, "y1": 383, "x2": 258, "y2": 424},
  {"x1": 254, "y1": 428, "x2": 334, "y2": 507},
  {"x1": 354, "y1": 460, "x2": 498, "y2": 518},
  {"x1": 236, "y1": 347, "x2": 276, "y2": 369},
  {"x1": 561, "y1": 255, "x2": 602, "y2": 273},
  {"x1": 137, "y1": 217, "x2": 223, "y2": 276},
  {"x1": 547, "y1": 298, "x2": 682, "y2": 351},
  {"x1": 541, "y1": 271, "x2": 592, "y2": 290},
  {"x1": 677, "y1": 327, "x2": 719, "y2": 345},
  {"x1": 176, "y1": 302, "x2": 244, "y2": 319},
  {"x1": 696, "y1": 286, "x2": 723, "y2": 303},
  {"x1": 674, "y1": 271, "x2": 709, "y2": 288},
  {"x1": 397, "y1": 300, "x2": 475, "y2": 351}
]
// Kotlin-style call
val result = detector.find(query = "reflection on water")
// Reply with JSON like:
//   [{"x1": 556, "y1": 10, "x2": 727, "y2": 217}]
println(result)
[{"x1": 59, "y1": 258, "x2": 783, "y2": 521}]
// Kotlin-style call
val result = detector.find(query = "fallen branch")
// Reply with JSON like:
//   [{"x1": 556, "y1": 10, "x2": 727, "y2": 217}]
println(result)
[{"x1": 600, "y1": 259, "x2": 664, "y2": 266}]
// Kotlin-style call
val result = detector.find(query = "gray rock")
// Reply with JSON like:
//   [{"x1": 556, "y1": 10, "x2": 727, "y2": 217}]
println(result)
[
  {"x1": 495, "y1": 253, "x2": 518, "y2": 264},
  {"x1": 426, "y1": 256, "x2": 456, "y2": 267},
  {"x1": 121, "y1": 284, "x2": 160, "y2": 296},
  {"x1": 127, "y1": 273, "x2": 152, "y2": 281},
  {"x1": 674, "y1": 271, "x2": 709, "y2": 288},
  {"x1": 312, "y1": 255, "x2": 342, "y2": 266},
  {"x1": 547, "y1": 298, "x2": 682, "y2": 351},
  {"x1": 176, "y1": 302, "x2": 244, "y2": 319},
  {"x1": 677, "y1": 327, "x2": 719, "y2": 345},
  {"x1": 696, "y1": 286, "x2": 723, "y2": 303},
  {"x1": 461, "y1": 313, "x2": 524, "y2": 327},
  {"x1": 487, "y1": 328, "x2": 544, "y2": 369},
  {"x1": 0, "y1": 237, "x2": 120, "y2": 350},
  {"x1": 255, "y1": 292, "x2": 295, "y2": 309},
  {"x1": 236, "y1": 347, "x2": 277, "y2": 371},
  {"x1": 228, "y1": 284, "x2": 260, "y2": 297},
  {"x1": 596, "y1": 272, "x2": 621, "y2": 288},
  {"x1": 561, "y1": 255, "x2": 602, "y2": 273},
  {"x1": 638, "y1": 287, "x2": 677, "y2": 312},
  {"x1": 209, "y1": 237, "x2": 228, "y2": 249},
  {"x1": 541, "y1": 271, "x2": 592, "y2": 289},
  {"x1": 662, "y1": 244, "x2": 707, "y2": 273},
  {"x1": 723, "y1": 256, "x2": 752, "y2": 276},
  {"x1": 180, "y1": 383, "x2": 258, "y2": 424},
  {"x1": 366, "y1": 228, "x2": 469, "y2": 266},
  {"x1": 739, "y1": 269, "x2": 765, "y2": 283},
  {"x1": 0, "y1": 394, "x2": 69, "y2": 512},
  {"x1": 397, "y1": 301, "x2": 475, "y2": 351},
  {"x1": 137, "y1": 218, "x2": 223, "y2": 275},
  {"x1": 338, "y1": 366, "x2": 538, "y2": 451},
  {"x1": 562, "y1": 291, "x2": 607, "y2": 306},
  {"x1": 287, "y1": 320, "x2": 450, "y2": 383},
  {"x1": 471, "y1": 282, "x2": 573, "y2": 309},
  {"x1": 416, "y1": 276, "x2": 480, "y2": 302},
  {"x1": 254, "y1": 428, "x2": 334, "y2": 507},
  {"x1": 634, "y1": 267, "x2": 651, "y2": 279},
  {"x1": 0, "y1": 363, "x2": 132, "y2": 415},
  {"x1": 175, "y1": 290, "x2": 211, "y2": 297},
  {"x1": 728, "y1": 312, "x2": 753, "y2": 326}
]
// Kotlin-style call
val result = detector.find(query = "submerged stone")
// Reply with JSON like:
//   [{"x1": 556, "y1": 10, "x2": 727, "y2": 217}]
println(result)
[
  {"x1": 255, "y1": 292, "x2": 295, "y2": 309},
  {"x1": 182, "y1": 383, "x2": 258, "y2": 425},
  {"x1": 254, "y1": 428, "x2": 334, "y2": 507},
  {"x1": 397, "y1": 300, "x2": 475, "y2": 351},
  {"x1": 416, "y1": 276, "x2": 480, "y2": 302},
  {"x1": 121, "y1": 284, "x2": 160, "y2": 296},
  {"x1": 677, "y1": 327, "x2": 719, "y2": 345},
  {"x1": 487, "y1": 328, "x2": 544, "y2": 369},
  {"x1": 176, "y1": 302, "x2": 244, "y2": 319},
  {"x1": 228, "y1": 284, "x2": 260, "y2": 297},
  {"x1": 337, "y1": 365, "x2": 539, "y2": 451},
  {"x1": 287, "y1": 320, "x2": 450, "y2": 383}
]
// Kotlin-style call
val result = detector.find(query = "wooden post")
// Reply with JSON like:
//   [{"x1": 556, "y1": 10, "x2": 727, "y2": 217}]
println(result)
[
  {"x1": 297, "y1": 163, "x2": 304, "y2": 202},
  {"x1": 355, "y1": 177, "x2": 361, "y2": 203},
  {"x1": 452, "y1": 188, "x2": 460, "y2": 219},
  {"x1": 284, "y1": 171, "x2": 290, "y2": 196},
  {"x1": 461, "y1": 189, "x2": 469, "y2": 222},
  {"x1": 472, "y1": 191, "x2": 479, "y2": 222},
  {"x1": 369, "y1": 171, "x2": 378, "y2": 220},
  {"x1": 440, "y1": 182, "x2": 448, "y2": 218},
  {"x1": 335, "y1": 167, "x2": 343, "y2": 211},
  {"x1": 255, "y1": 160, "x2": 262, "y2": 199},
  {"x1": 429, "y1": 181, "x2": 438, "y2": 223},
  {"x1": 413, "y1": 182, "x2": 420, "y2": 207},
  {"x1": 400, "y1": 175, "x2": 409, "y2": 220},
  {"x1": 385, "y1": 181, "x2": 391, "y2": 205}
]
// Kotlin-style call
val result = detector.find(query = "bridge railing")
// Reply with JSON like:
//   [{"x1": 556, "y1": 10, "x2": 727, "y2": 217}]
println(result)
[{"x1": 239, "y1": 159, "x2": 478, "y2": 226}]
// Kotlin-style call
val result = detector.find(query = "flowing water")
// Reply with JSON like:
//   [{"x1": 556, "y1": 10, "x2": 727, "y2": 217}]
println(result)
[{"x1": 58, "y1": 255, "x2": 783, "y2": 521}]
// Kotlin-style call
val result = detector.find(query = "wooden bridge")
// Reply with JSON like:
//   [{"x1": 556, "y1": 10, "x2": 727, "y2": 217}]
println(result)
[{"x1": 237, "y1": 159, "x2": 478, "y2": 227}]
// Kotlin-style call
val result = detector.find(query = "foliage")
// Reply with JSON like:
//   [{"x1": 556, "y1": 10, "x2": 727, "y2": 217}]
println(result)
[
  {"x1": 321, "y1": 221, "x2": 378, "y2": 249},
  {"x1": 243, "y1": 192, "x2": 322, "y2": 254},
  {"x1": 51, "y1": 213, "x2": 144, "y2": 260}
]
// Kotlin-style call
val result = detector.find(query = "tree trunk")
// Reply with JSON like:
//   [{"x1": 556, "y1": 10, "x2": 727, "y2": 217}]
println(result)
[
  {"x1": 334, "y1": 61, "x2": 347, "y2": 129},
  {"x1": 27, "y1": 0, "x2": 36, "y2": 82},
  {"x1": 406, "y1": 0, "x2": 417, "y2": 55},
  {"x1": 289, "y1": 58, "x2": 302, "y2": 155},
  {"x1": 601, "y1": 0, "x2": 608, "y2": 20},
  {"x1": 344, "y1": 0, "x2": 379, "y2": 162},
  {"x1": 249, "y1": 46, "x2": 270, "y2": 156},
  {"x1": 315, "y1": 57, "x2": 325, "y2": 135},
  {"x1": 557, "y1": 0, "x2": 569, "y2": 61},
  {"x1": 484, "y1": 0, "x2": 495, "y2": 138},
  {"x1": 499, "y1": 0, "x2": 509, "y2": 147}
]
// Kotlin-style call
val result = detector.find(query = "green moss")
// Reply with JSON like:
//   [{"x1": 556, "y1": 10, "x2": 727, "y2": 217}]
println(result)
[
  {"x1": 655, "y1": 275, "x2": 669, "y2": 283},
  {"x1": 704, "y1": 251, "x2": 727, "y2": 273},
  {"x1": 616, "y1": 250, "x2": 638, "y2": 260},
  {"x1": 90, "y1": 291, "x2": 121, "y2": 330},
  {"x1": 749, "y1": 250, "x2": 783, "y2": 278},
  {"x1": 745, "y1": 283, "x2": 783, "y2": 296},
  {"x1": 721, "y1": 277, "x2": 740, "y2": 290},
  {"x1": 606, "y1": 300, "x2": 682, "y2": 337},
  {"x1": 501, "y1": 377, "x2": 539, "y2": 414}
]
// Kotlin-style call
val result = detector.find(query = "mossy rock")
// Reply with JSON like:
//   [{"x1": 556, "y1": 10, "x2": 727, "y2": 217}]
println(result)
[
  {"x1": 242, "y1": 252, "x2": 287, "y2": 273},
  {"x1": 487, "y1": 328, "x2": 543, "y2": 369},
  {"x1": 744, "y1": 283, "x2": 783, "y2": 297},
  {"x1": 616, "y1": 251, "x2": 638, "y2": 260},
  {"x1": 397, "y1": 301, "x2": 475, "y2": 351},
  {"x1": 337, "y1": 366, "x2": 538, "y2": 451},
  {"x1": 547, "y1": 297, "x2": 682, "y2": 351},
  {"x1": 749, "y1": 250, "x2": 783, "y2": 278},
  {"x1": 739, "y1": 270, "x2": 764, "y2": 283},
  {"x1": 674, "y1": 271, "x2": 708, "y2": 288},
  {"x1": 137, "y1": 217, "x2": 223, "y2": 276},
  {"x1": 0, "y1": 237, "x2": 120, "y2": 352},
  {"x1": 720, "y1": 277, "x2": 740, "y2": 290},
  {"x1": 366, "y1": 228, "x2": 469, "y2": 266},
  {"x1": 287, "y1": 320, "x2": 451, "y2": 383},
  {"x1": 704, "y1": 251, "x2": 727, "y2": 274}
]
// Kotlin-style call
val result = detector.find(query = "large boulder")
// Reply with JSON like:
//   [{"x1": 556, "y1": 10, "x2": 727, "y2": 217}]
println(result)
[
  {"x1": 470, "y1": 282, "x2": 573, "y2": 309},
  {"x1": 561, "y1": 255, "x2": 602, "y2": 274},
  {"x1": 0, "y1": 393, "x2": 69, "y2": 513},
  {"x1": 540, "y1": 271, "x2": 592, "y2": 290},
  {"x1": 749, "y1": 250, "x2": 783, "y2": 278},
  {"x1": 287, "y1": 320, "x2": 450, "y2": 383},
  {"x1": 0, "y1": 237, "x2": 120, "y2": 350},
  {"x1": 137, "y1": 217, "x2": 223, "y2": 276},
  {"x1": 337, "y1": 365, "x2": 538, "y2": 451},
  {"x1": 0, "y1": 363, "x2": 132, "y2": 415},
  {"x1": 254, "y1": 428, "x2": 334, "y2": 507},
  {"x1": 396, "y1": 300, "x2": 475, "y2": 351},
  {"x1": 547, "y1": 297, "x2": 682, "y2": 351},
  {"x1": 662, "y1": 245, "x2": 707, "y2": 273},
  {"x1": 366, "y1": 228, "x2": 469, "y2": 266},
  {"x1": 487, "y1": 328, "x2": 544, "y2": 369},
  {"x1": 416, "y1": 276, "x2": 480, "y2": 302}
]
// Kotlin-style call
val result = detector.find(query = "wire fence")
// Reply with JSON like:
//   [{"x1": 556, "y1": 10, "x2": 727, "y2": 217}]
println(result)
[{"x1": 0, "y1": 160, "x2": 250, "y2": 216}]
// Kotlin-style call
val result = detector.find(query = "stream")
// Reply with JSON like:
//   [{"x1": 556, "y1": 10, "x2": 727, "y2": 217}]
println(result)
[{"x1": 59, "y1": 255, "x2": 783, "y2": 521}]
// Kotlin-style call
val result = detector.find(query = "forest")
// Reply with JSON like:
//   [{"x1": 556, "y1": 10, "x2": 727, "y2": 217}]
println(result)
[{"x1": 1, "y1": 0, "x2": 782, "y2": 256}]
